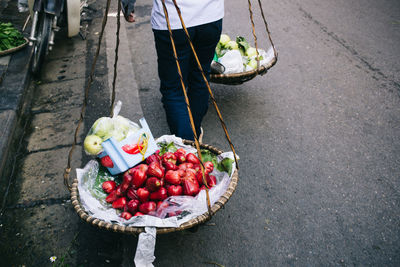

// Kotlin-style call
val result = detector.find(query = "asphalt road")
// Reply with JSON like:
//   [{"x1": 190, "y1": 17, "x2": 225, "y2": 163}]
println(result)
[
  {"x1": 125, "y1": 0, "x2": 400, "y2": 266},
  {"x1": 1, "y1": 0, "x2": 398, "y2": 266}
]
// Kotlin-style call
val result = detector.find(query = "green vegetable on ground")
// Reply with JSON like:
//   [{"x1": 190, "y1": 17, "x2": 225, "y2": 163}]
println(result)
[{"x1": 0, "y1": 22, "x2": 25, "y2": 51}]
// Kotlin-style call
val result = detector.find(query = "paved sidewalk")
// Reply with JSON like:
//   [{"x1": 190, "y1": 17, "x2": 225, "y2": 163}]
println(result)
[{"x1": 0, "y1": 0, "x2": 33, "y2": 204}]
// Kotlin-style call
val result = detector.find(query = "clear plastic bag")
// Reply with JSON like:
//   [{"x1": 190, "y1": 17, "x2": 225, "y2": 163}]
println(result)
[{"x1": 83, "y1": 101, "x2": 140, "y2": 156}]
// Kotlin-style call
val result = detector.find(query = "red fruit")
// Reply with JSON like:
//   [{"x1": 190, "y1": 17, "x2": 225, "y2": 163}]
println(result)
[
  {"x1": 165, "y1": 170, "x2": 181, "y2": 185},
  {"x1": 147, "y1": 161, "x2": 164, "y2": 179},
  {"x1": 126, "y1": 188, "x2": 138, "y2": 200},
  {"x1": 120, "y1": 211, "x2": 132, "y2": 220},
  {"x1": 150, "y1": 187, "x2": 168, "y2": 201},
  {"x1": 146, "y1": 154, "x2": 162, "y2": 165},
  {"x1": 136, "y1": 164, "x2": 149, "y2": 173},
  {"x1": 178, "y1": 162, "x2": 194, "y2": 171},
  {"x1": 115, "y1": 185, "x2": 124, "y2": 197},
  {"x1": 207, "y1": 174, "x2": 217, "y2": 188},
  {"x1": 127, "y1": 199, "x2": 140, "y2": 213},
  {"x1": 146, "y1": 177, "x2": 162, "y2": 192},
  {"x1": 177, "y1": 169, "x2": 185, "y2": 178},
  {"x1": 139, "y1": 201, "x2": 157, "y2": 214},
  {"x1": 157, "y1": 201, "x2": 169, "y2": 213},
  {"x1": 167, "y1": 185, "x2": 183, "y2": 196},
  {"x1": 100, "y1": 155, "x2": 114, "y2": 168},
  {"x1": 183, "y1": 179, "x2": 199, "y2": 196},
  {"x1": 105, "y1": 190, "x2": 118, "y2": 203},
  {"x1": 102, "y1": 180, "x2": 116, "y2": 194},
  {"x1": 204, "y1": 161, "x2": 214, "y2": 174},
  {"x1": 199, "y1": 185, "x2": 206, "y2": 191},
  {"x1": 186, "y1": 153, "x2": 200, "y2": 165},
  {"x1": 192, "y1": 164, "x2": 201, "y2": 173},
  {"x1": 183, "y1": 169, "x2": 197, "y2": 183},
  {"x1": 174, "y1": 148, "x2": 186, "y2": 163},
  {"x1": 134, "y1": 212, "x2": 144, "y2": 216},
  {"x1": 196, "y1": 172, "x2": 205, "y2": 185},
  {"x1": 112, "y1": 197, "x2": 127, "y2": 209},
  {"x1": 137, "y1": 188, "x2": 150, "y2": 203},
  {"x1": 162, "y1": 152, "x2": 177, "y2": 165},
  {"x1": 164, "y1": 161, "x2": 178, "y2": 171},
  {"x1": 120, "y1": 172, "x2": 133, "y2": 192},
  {"x1": 131, "y1": 168, "x2": 147, "y2": 188}
]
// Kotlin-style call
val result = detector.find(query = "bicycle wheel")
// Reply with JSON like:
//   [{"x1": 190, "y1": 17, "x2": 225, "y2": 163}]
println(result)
[{"x1": 31, "y1": 13, "x2": 52, "y2": 75}]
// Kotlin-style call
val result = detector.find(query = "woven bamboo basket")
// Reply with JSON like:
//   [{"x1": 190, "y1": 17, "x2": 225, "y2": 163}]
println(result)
[
  {"x1": 0, "y1": 37, "x2": 28, "y2": 56},
  {"x1": 210, "y1": 53, "x2": 277, "y2": 85},
  {"x1": 70, "y1": 140, "x2": 238, "y2": 235}
]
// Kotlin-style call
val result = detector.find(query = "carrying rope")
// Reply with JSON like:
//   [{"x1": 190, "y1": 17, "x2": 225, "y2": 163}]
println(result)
[
  {"x1": 64, "y1": 0, "x2": 272, "y2": 217},
  {"x1": 64, "y1": 0, "x2": 113, "y2": 191}
]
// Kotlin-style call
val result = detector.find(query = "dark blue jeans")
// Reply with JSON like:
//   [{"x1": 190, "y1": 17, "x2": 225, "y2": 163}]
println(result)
[{"x1": 153, "y1": 19, "x2": 222, "y2": 140}]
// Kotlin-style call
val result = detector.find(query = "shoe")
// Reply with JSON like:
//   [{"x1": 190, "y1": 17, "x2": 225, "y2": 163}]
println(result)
[
  {"x1": 198, "y1": 127, "x2": 204, "y2": 143},
  {"x1": 121, "y1": 5, "x2": 135, "y2": 23}
]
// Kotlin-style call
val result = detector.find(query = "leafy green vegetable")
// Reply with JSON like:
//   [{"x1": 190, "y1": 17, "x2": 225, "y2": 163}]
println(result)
[
  {"x1": 200, "y1": 149, "x2": 218, "y2": 166},
  {"x1": 0, "y1": 22, "x2": 25, "y2": 51},
  {"x1": 158, "y1": 142, "x2": 178, "y2": 156},
  {"x1": 90, "y1": 166, "x2": 119, "y2": 200},
  {"x1": 217, "y1": 157, "x2": 234, "y2": 176},
  {"x1": 236, "y1": 36, "x2": 250, "y2": 56}
]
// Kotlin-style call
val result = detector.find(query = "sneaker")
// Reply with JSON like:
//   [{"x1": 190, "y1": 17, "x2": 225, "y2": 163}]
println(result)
[{"x1": 198, "y1": 127, "x2": 204, "y2": 143}]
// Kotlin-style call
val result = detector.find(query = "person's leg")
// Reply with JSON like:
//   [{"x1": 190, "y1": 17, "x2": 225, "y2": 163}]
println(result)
[
  {"x1": 153, "y1": 28, "x2": 196, "y2": 140},
  {"x1": 188, "y1": 19, "x2": 222, "y2": 136}
]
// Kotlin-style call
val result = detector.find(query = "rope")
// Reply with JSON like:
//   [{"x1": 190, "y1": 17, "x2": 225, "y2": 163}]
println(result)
[
  {"x1": 160, "y1": 0, "x2": 213, "y2": 215},
  {"x1": 64, "y1": 0, "x2": 114, "y2": 191},
  {"x1": 247, "y1": 0, "x2": 260, "y2": 71},
  {"x1": 168, "y1": 0, "x2": 239, "y2": 171},
  {"x1": 110, "y1": 0, "x2": 122, "y2": 116}
]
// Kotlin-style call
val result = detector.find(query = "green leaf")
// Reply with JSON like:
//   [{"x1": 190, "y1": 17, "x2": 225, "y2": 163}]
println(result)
[{"x1": 236, "y1": 36, "x2": 250, "y2": 56}]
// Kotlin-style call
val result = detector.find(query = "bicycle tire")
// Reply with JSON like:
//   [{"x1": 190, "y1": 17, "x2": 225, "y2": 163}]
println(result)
[{"x1": 31, "y1": 13, "x2": 52, "y2": 75}]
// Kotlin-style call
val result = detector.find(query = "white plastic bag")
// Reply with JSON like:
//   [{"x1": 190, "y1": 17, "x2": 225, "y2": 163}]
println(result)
[{"x1": 219, "y1": 50, "x2": 244, "y2": 74}]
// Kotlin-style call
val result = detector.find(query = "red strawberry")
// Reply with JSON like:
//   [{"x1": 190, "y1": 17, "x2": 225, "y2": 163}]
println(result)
[
  {"x1": 186, "y1": 153, "x2": 200, "y2": 165},
  {"x1": 102, "y1": 180, "x2": 116, "y2": 194},
  {"x1": 139, "y1": 201, "x2": 157, "y2": 214},
  {"x1": 100, "y1": 155, "x2": 114, "y2": 168},
  {"x1": 120, "y1": 211, "x2": 132, "y2": 220},
  {"x1": 112, "y1": 197, "x2": 127, "y2": 209},
  {"x1": 105, "y1": 190, "x2": 118, "y2": 203}
]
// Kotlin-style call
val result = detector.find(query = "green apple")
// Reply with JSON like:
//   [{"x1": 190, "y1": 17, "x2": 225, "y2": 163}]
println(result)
[
  {"x1": 92, "y1": 117, "x2": 114, "y2": 140},
  {"x1": 226, "y1": 40, "x2": 239, "y2": 50},
  {"x1": 247, "y1": 58, "x2": 258, "y2": 70},
  {"x1": 219, "y1": 34, "x2": 231, "y2": 46},
  {"x1": 84, "y1": 135, "x2": 103, "y2": 155},
  {"x1": 246, "y1": 47, "x2": 258, "y2": 58}
]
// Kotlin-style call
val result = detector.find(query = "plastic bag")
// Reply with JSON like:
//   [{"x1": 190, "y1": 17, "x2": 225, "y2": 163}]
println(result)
[
  {"x1": 76, "y1": 135, "x2": 237, "y2": 227},
  {"x1": 83, "y1": 101, "x2": 140, "y2": 156},
  {"x1": 218, "y1": 50, "x2": 244, "y2": 74}
]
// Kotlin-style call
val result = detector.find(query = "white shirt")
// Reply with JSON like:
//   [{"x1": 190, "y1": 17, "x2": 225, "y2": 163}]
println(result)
[{"x1": 151, "y1": 0, "x2": 224, "y2": 30}]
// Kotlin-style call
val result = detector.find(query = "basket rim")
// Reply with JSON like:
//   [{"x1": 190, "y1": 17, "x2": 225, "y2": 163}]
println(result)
[
  {"x1": 210, "y1": 53, "x2": 278, "y2": 84},
  {"x1": 71, "y1": 140, "x2": 239, "y2": 235},
  {"x1": 0, "y1": 37, "x2": 28, "y2": 57}
]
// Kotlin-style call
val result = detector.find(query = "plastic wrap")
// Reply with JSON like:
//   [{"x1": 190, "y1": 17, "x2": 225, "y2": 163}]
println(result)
[{"x1": 83, "y1": 101, "x2": 140, "y2": 156}]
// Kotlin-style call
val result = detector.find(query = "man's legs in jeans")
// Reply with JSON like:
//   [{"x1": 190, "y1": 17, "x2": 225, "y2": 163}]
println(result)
[{"x1": 153, "y1": 19, "x2": 222, "y2": 140}]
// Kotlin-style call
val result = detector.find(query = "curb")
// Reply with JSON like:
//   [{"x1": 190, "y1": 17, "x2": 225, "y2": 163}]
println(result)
[{"x1": 0, "y1": 45, "x2": 33, "y2": 207}]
